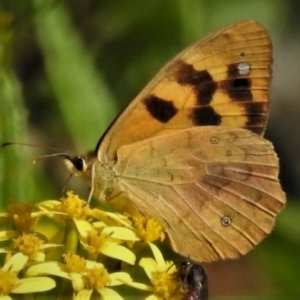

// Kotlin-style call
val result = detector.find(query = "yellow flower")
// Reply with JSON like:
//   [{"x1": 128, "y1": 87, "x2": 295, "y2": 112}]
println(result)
[
  {"x1": 26, "y1": 253, "x2": 132, "y2": 300},
  {"x1": 128, "y1": 214, "x2": 165, "y2": 243},
  {"x1": 74, "y1": 219, "x2": 136, "y2": 265},
  {"x1": 91, "y1": 208, "x2": 135, "y2": 228},
  {"x1": 0, "y1": 201, "x2": 44, "y2": 245},
  {"x1": 62, "y1": 253, "x2": 86, "y2": 273},
  {"x1": 36, "y1": 191, "x2": 91, "y2": 224},
  {"x1": 127, "y1": 243, "x2": 181, "y2": 300},
  {"x1": 0, "y1": 191, "x2": 182, "y2": 300},
  {"x1": 60, "y1": 191, "x2": 91, "y2": 219},
  {"x1": 0, "y1": 233, "x2": 62, "y2": 262},
  {"x1": 12, "y1": 233, "x2": 43, "y2": 259},
  {"x1": 0, "y1": 252, "x2": 55, "y2": 299},
  {"x1": 92, "y1": 208, "x2": 166, "y2": 244}
]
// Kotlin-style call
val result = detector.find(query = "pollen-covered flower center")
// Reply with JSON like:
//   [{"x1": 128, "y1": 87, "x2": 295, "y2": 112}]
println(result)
[
  {"x1": 151, "y1": 271, "x2": 179, "y2": 299},
  {"x1": 82, "y1": 267, "x2": 110, "y2": 290},
  {"x1": 13, "y1": 233, "x2": 43, "y2": 257},
  {"x1": 130, "y1": 215, "x2": 165, "y2": 242},
  {"x1": 86, "y1": 231, "x2": 111, "y2": 255},
  {"x1": 0, "y1": 270, "x2": 19, "y2": 296},
  {"x1": 60, "y1": 191, "x2": 90, "y2": 219},
  {"x1": 63, "y1": 253, "x2": 86, "y2": 273}
]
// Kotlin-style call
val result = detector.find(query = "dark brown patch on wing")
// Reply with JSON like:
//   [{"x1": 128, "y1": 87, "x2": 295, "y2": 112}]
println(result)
[
  {"x1": 175, "y1": 60, "x2": 217, "y2": 105},
  {"x1": 143, "y1": 95, "x2": 178, "y2": 123},
  {"x1": 244, "y1": 102, "x2": 268, "y2": 132},
  {"x1": 191, "y1": 106, "x2": 222, "y2": 126},
  {"x1": 220, "y1": 63, "x2": 253, "y2": 102}
]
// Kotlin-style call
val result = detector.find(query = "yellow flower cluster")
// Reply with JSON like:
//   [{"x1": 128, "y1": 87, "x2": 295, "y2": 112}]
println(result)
[{"x1": 0, "y1": 191, "x2": 184, "y2": 300}]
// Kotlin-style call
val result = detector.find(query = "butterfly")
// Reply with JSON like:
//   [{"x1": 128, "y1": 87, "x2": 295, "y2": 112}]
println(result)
[
  {"x1": 177, "y1": 261, "x2": 208, "y2": 300},
  {"x1": 65, "y1": 21, "x2": 286, "y2": 262}
]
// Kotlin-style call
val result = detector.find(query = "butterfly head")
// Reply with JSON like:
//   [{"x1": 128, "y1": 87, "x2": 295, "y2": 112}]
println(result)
[
  {"x1": 63, "y1": 151, "x2": 96, "y2": 180},
  {"x1": 63, "y1": 151, "x2": 115, "y2": 202}
]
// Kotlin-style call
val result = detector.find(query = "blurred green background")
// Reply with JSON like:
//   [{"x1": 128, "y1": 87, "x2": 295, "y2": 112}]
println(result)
[{"x1": 1, "y1": 0, "x2": 299, "y2": 299}]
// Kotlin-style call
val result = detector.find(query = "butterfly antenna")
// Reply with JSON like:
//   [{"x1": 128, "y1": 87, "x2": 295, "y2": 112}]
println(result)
[
  {"x1": 2, "y1": 141, "x2": 69, "y2": 153},
  {"x1": 33, "y1": 153, "x2": 72, "y2": 164},
  {"x1": 2, "y1": 141, "x2": 74, "y2": 163},
  {"x1": 3, "y1": 141, "x2": 83, "y2": 198}
]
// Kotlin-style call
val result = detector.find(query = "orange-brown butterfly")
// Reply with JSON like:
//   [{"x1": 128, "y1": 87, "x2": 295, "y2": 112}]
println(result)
[{"x1": 65, "y1": 21, "x2": 286, "y2": 263}]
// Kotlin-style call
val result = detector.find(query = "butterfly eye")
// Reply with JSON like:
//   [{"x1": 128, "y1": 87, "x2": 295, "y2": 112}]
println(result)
[{"x1": 72, "y1": 157, "x2": 87, "y2": 172}]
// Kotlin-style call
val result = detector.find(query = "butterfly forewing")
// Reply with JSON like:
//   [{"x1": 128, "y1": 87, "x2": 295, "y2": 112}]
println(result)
[{"x1": 98, "y1": 21, "x2": 272, "y2": 162}]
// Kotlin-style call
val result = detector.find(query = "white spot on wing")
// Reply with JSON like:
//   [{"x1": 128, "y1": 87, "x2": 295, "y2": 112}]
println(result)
[{"x1": 237, "y1": 62, "x2": 250, "y2": 75}]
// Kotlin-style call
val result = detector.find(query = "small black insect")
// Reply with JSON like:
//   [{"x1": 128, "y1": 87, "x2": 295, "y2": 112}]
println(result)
[{"x1": 177, "y1": 261, "x2": 208, "y2": 300}]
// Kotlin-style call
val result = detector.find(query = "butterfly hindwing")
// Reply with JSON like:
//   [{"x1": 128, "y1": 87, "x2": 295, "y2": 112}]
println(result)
[{"x1": 112, "y1": 126, "x2": 285, "y2": 262}]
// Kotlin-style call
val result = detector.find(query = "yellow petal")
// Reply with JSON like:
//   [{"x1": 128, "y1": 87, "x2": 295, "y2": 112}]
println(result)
[
  {"x1": 3, "y1": 253, "x2": 28, "y2": 273},
  {"x1": 124, "y1": 281, "x2": 153, "y2": 291},
  {"x1": 98, "y1": 287, "x2": 123, "y2": 300},
  {"x1": 74, "y1": 219, "x2": 96, "y2": 237},
  {"x1": 149, "y1": 243, "x2": 165, "y2": 270},
  {"x1": 139, "y1": 258, "x2": 157, "y2": 279},
  {"x1": 37, "y1": 200, "x2": 61, "y2": 207},
  {"x1": 85, "y1": 260, "x2": 104, "y2": 269},
  {"x1": 75, "y1": 289, "x2": 93, "y2": 300},
  {"x1": 101, "y1": 244, "x2": 135, "y2": 265},
  {"x1": 39, "y1": 243, "x2": 63, "y2": 249},
  {"x1": 12, "y1": 277, "x2": 56, "y2": 293},
  {"x1": 0, "y1": 295, "x2": 12, "y2": 300},
  {"x1": 146, "y1": 295, "x2": 159, "y2": 300},
  {"x1": 31, "y1": 252, "x2": 45, "y2": 262},
  {"x1": 0, "y1": 230, "x2": 18, "y2": 241},
  {"x1": 109, "y1": 272, "x2": 132, "y2": 286},
  {"x1": 26, "y1": 262, "x2": 70, "y2": 279},
  {"x1": 0, "y1": 248, "x2": 10, "y2": 253},
  {"x1": 33, "y1": 211, "x2": 65, "y2": 217},
  {"x1": 92, "y1": 210, "x2": 131, "y2": 228},
  {"x1": 70, "y1": 273, "x2": 85, "y2": 292},
  {"x1": 102, "y1": 227, "x2": 139, "y2": 241},
  {"x1": 92, "y1": 221, "x2": 107, "y2": 229}
]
